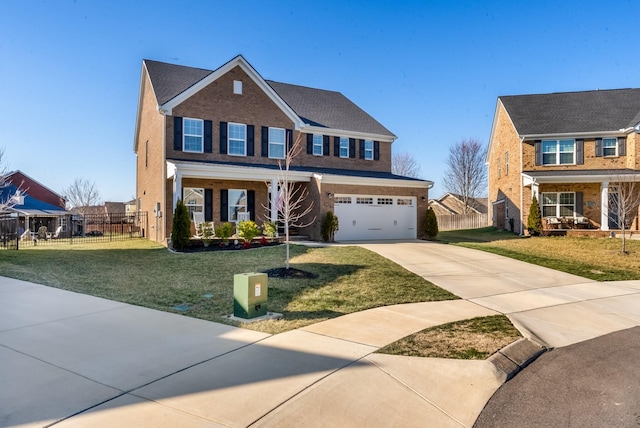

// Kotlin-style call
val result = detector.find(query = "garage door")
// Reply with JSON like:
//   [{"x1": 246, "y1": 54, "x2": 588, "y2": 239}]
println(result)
[{"x1": 333, "y1": 194, "x2": 417, "y2": 241}]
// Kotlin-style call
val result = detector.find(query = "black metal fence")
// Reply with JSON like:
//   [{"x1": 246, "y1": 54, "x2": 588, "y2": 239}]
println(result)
[{"x1": 0, "y1": 212, "x2": 148, "y2": 249}]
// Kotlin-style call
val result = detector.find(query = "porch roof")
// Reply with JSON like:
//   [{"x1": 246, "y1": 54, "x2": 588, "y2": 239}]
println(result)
[
  {"x1": 522, "y1": 169, "x2": 640, "y2": 184},
  {"x1": 167, "y1": 159, "x2": 432, "y2": 189}
]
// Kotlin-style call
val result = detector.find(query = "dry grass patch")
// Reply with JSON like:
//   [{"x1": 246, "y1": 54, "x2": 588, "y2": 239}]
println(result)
[{"x1": 377, "y1": 315, "x2": 522, "y2": 360}]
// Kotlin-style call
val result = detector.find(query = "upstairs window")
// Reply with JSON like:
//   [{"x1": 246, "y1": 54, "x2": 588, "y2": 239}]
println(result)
[
  {"x1": 269, "y1": 127, "x2": 286, "y2": 159},
  {"x1": 183, "y1": 118, "x2": 203, "y2": 152},
  {"x1": 602, "y1": 138, "x2": 617, "y2": 156},
  {"x1": 340, "y1": 137, "x2": 349, "y2": 158},
  {"x1": 228, "y1": 123, "x2": 246, "y2": 156},
  {"x1": 364, "y1": 140, "x2": 374, "y2": 160},
  {"x1": 542, "y1": 139, "x2": 574, "y2": 165},
  {"x1": 313, "y1": 134, "x2": 323, "y2": 156}
]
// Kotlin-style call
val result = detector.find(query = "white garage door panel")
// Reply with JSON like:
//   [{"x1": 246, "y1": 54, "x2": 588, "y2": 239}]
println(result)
[{"x1": 333, "y1": 195, "x2": 416, "y2": 241}]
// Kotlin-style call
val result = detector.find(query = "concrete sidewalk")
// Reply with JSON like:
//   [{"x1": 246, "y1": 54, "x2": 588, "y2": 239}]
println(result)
[{"x1": 2, "y1": 240, "x2": 640, "y2": 427}]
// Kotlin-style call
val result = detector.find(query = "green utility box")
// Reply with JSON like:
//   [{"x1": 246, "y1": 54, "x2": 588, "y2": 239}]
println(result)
[{"x1": 233, "y1": 272, "x2": 268, "y2": 319}]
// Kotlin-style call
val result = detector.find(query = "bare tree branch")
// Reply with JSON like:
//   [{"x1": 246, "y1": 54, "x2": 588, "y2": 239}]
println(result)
[
  {"x1": 392, "y1": 151, "x2": 422, "y2": 178},
  {"x1": 62, "y1": 178, "x2": 101, "y2": 215},
  {"x1": 277, "y1": 133, "x2": 315, "y2": 269},
  {"x1": 0, "y1": 148, "x2": 20, "y2": 213},
  {"x1": 606, "y1": 173, "x2": 640, "y2": 254},
  {"x1": 442, "y1": 138, "x2": 487, "y2": 213}
]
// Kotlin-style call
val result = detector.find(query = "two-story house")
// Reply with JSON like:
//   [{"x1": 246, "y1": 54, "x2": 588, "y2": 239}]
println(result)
[
  {"x1": 488, "y1": 88, "x2": 640, "y2": 235},
  {"x1": 134, "y1": 55, "x2": 432, "y2": 243}
]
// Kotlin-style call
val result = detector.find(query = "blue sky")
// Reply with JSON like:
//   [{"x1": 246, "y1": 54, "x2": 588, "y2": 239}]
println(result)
[{"x1": 1, "y1": 0, "x2": 639, "y2": 202}]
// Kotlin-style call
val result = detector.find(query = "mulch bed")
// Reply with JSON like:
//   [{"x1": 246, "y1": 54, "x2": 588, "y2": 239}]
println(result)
[
  {"x1": 172, "y1": 241, "x2": 282, "y2": 253},
  {"x1": 262, "y1": 267, "x2": 318, "y2": 279}
]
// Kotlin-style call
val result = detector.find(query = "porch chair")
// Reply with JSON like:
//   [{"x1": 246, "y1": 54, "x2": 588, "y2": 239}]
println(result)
[
  {"x1": 545, "y1": 217, "x2": 561, "y2": 229},
  {"x1": 192, "y1": 211, "x2": 205, "y2": 237},
  {"x1": 51, "y1": 226, "x2": 63, "y2": 239}
]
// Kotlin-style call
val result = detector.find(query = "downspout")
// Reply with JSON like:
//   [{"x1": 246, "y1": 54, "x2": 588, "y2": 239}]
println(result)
[
  {"x1": 519, "y1": 136, "x2": 524, "y2": 235},
  {"x1": 160, "y1": 108, "x2": 167, "y2": 242}
]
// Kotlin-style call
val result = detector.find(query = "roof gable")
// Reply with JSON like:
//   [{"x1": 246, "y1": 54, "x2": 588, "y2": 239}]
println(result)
[
  {"x1": 500, "y1": 88, "x2": 640, "y2": 136},
  {"x1": 140, "y1": 55, "x2": 395, "y2": 138}
]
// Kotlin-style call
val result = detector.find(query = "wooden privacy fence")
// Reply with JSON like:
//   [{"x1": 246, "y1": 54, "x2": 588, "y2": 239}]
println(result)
[{"x1": 436, "y1": 213, "x2": 488, "y2": 231}]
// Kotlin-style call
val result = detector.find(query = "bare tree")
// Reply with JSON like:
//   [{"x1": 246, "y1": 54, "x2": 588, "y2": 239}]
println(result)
[
  {"x1": 606, "y1": 174, "x2": 640, "y2": 254},
  {"x1": 392, "y1": 151, "x2": 422, "y2": 178},
  {"x1": 0, "y1": 148, "x2": 19, "y2": 213},
  {"x1": 276, "y1": 133, "x2": 315, "y2": 269},
  {"x1": 62, "y1": 178, "x2": 101, "y2": 215},
  {"x1": 442, "y1": 138, "x2": 487, "y2": 213}
]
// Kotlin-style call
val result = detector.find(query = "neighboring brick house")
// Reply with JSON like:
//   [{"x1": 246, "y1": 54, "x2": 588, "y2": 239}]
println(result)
[
  {"x1": 134, "y1": 55, "x2": 433, "y2": 243},
  {"x1": 488, "y1": 88, "x2": 640, "y2": 234},
  {"x1": 1, "y1": 170, "x2": 69, "y2": 236}
]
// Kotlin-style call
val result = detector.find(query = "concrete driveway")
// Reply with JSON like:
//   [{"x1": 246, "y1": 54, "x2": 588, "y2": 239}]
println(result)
[{"x1": 2, "y1": 240, "x2": 640, "y2": 427}]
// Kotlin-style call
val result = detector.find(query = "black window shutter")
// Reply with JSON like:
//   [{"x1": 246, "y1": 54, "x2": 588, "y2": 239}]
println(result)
[
  {"x1": 358, "y1": 139, "x2": 365, "y2": 159},
  {"x1": 534, "y1": 140, "x2": 542, "y2": 165},
  {"x1": 306, "y1": 134, "x2": 313, "y2": 154},
  {"x1": 323, "y1": 135, "x2": 330, "y2": 156},
  {"x1": 576, "y1": 139, "x2": 584, "y2": 164},
  {"x1": 247, "y1": 125, "x2": 255, "y2": 156},
  {"x1": 204, "y1": 120, "x2": 213, "y2": 153},
  {"x1": 374, "y1": 141, "x2": 380, "y2": 160},
  {"x1": 349, "y1": 138, "x2": 356, "y2": 158},
  {"x1": 220, "y1": 122, "x2": 228, "y2": 154},
  {"x1": 247, "y1": 190, "x2": 255, "y2": 221},
  {"x1": 287, "y1": 129, "x2": 293, "y2": 152},
  {"x1": 618, "y1": 137, "x2": 626, "y2": 156},
  {"x1": 220, "y1": 189, "x2": 228, "y2": 222},
  {"x1": 204, "y1": 189, "x2": 213, "y2": 221},
  {"x1": 595, "y1": 138, "x2": 602, "y2": 157},
  {"x1": 173, "y1": 117, "x2": 183, "y2": 151},
  {"x1": 334, "y1": 137, "x2": 340, "y2": 157},
  {"x1": 575, "y1": 192, "x2": 583, "y2": 216},
  {"x1": 261, "y1": 126, "x2": 268, "y2": 157}
]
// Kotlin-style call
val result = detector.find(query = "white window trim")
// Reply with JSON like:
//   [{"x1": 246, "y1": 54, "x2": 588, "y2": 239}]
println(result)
[
  {"x1": 542, "y1": 191, "x2": 575, "y2": 218},
  {"x1": 228, "y1": 189, "x2": 247, "y2": 223},
  {"x1": 364, "y1": 140, "x2": 373, "y2": 160},
  {"x1": 340, "y1": 137, "x2": 349, "y2": 158},
  {"x1": 313, "y1": 134, "x2": 323, "y2": 156},
  {"x1": 183, "y1": 118, "x2": 204, "y2": 153},
  {"x1": 228, "y1": 122, "x2": 247, "y2": 157},
  {"x1": 268, "y1": 127, "x2": 286, "y2": 159},
  {"x1": 542, "y1": 139, "x2": 575, "y2": 165},
  {"x1": 233, "y1": 80, "x2": 242, "y2": 94},
  {"x1": 602, "y1": 138, "x2": 618, "y2": 157},
  {"x1": 184, "y1": 187, "x2": 205, "y2": 215}
]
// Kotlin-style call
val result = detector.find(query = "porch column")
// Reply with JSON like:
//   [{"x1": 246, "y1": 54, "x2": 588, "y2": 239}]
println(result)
[
  {"x1": 600, "y1": 181, "x2": 609, "y2": 231},
  {"x1": 270, "y1": 178, "x2": 278, "y2": 222},
  {"x1": 173, "y1": 172, "x2": 182, "y2": 214}
]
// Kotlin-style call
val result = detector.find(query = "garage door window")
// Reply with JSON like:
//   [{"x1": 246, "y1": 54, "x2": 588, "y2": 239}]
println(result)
[
  {"x1": 357, "y1": 197, "x2": 373, "y2": 204},
  {"x1": 377, "y1": 198, "x2": 393, "y2": 205},
  {"x1": 397, "y1": 198, "x2": 413, "y2": 205},
  {"x1": 335, "y1": 196, "x2": 351, "y2": 204}
]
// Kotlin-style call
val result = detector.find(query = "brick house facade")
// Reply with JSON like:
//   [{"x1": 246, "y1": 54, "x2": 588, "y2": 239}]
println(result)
[
  {"x1": 488, "y1": 88, "x2": 640, "y2": 235},
  {"x1": 134, "y1": 55, "x2": 432, "y2": 243}
]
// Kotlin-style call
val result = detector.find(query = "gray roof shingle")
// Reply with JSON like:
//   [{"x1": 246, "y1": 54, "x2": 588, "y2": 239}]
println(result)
[
  {"x1": 143, "y1": 59, "x2": 395, "y2": 138},
  {"x1": 500, "y1": 88, "x2": 640, "y2": 135},
  {"x1": 266, "y1": 80, "x2": 395, "y2": 137}
]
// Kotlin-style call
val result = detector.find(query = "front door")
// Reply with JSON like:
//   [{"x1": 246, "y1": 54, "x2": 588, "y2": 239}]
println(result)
[{"x1": 608, "y1": 190, "x2": 619, "y2": 229}]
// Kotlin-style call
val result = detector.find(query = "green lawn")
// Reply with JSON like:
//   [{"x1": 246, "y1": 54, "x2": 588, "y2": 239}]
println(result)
[
  {"x1": 0, "y1": 240, "x2": 456, "y2": 334},
  {"x1": 438, "y1": 227, "x2": 640, "y2": 281}
]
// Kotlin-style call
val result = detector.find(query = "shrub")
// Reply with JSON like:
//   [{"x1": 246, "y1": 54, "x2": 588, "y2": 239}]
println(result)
[
  {"x1": 423, "y1": 207, "x2": 438, "y2": 240},
  {"x1": 214, "y1": 222, "x2": 234, "y2": 242},
  {"x1": 237, "y1": 220, "x2": 260, "y2": 242},
  {"x1": 321, "y1": 211, "x2": 339, "y2": 242},
  {"x1": 262, "y1": 221, "x2": 277, "y2": 238},
  {"x1": 259, "y1": 236, "x2": 269, "y2": 246},
  {"x1": 171, "y1": 200, "x2": 191, "y2": 250},
  {"x1": 527, "y1": 196, "x2": 543, "y2": 236}
]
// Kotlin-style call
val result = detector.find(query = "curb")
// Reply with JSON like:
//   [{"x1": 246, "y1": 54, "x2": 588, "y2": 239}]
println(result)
[{"x1": 488, "y1": 338, "x2": 547, "y2": 381}]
